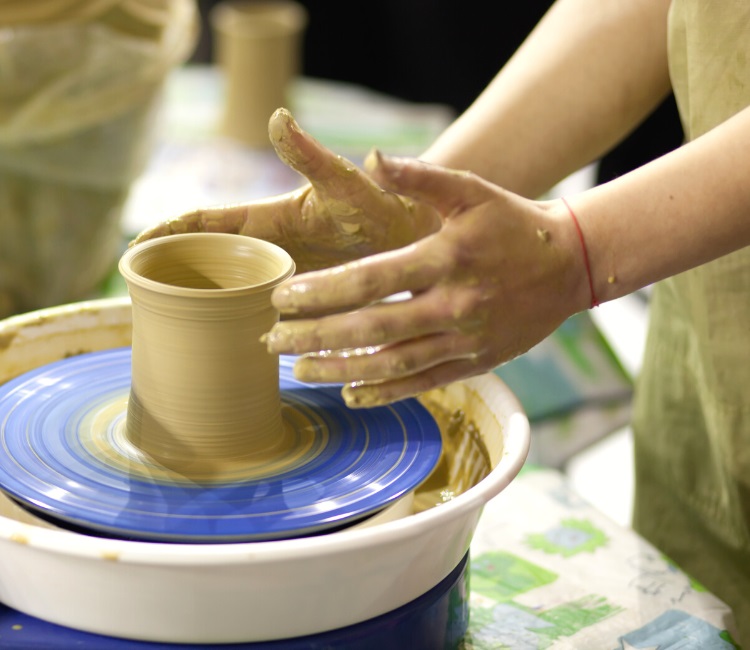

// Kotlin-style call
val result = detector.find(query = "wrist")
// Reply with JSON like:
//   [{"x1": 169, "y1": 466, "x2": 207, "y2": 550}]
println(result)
[
  {"x1": 544, "y1": 198, "x2": 599, "y2": 314},
  {"x1": 561, "y1": 197, "x2": 599, "y2": 309}
]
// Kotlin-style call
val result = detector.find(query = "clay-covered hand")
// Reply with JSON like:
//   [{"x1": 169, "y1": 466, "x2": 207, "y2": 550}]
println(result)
[
  {"x1": 130, "y1": 109, "x2": 440, "y2": 274},
  {"x1": 264, "y1": 151, "x2": 589, "y2": 408}
]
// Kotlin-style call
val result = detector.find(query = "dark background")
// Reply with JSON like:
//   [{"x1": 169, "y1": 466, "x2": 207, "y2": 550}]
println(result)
[{"x1": 192, "y1": 0, "x2": 684, "y2": 185}]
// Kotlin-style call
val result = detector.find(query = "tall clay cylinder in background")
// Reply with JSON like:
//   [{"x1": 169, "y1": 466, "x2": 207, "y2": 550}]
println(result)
[
  {"x1": 211, "y1": 0, "x2": 307, "y2": 148},
  {"x1": 119, "y1": 233, "x2": 295, "y2": 477}
]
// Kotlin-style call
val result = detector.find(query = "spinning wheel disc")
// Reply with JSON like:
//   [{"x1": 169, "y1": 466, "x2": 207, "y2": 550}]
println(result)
[{"x1": 0, "y1": 349, "x2": 442, "y2": 542}]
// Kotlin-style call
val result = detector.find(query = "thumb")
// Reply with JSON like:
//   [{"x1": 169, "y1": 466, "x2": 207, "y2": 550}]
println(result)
[
  {"x1": 268, "y1": 107, "x2": 326, "y2": 176},
  {"x1": 268, "y1": 108, "x2": 360, "y2": 191}
]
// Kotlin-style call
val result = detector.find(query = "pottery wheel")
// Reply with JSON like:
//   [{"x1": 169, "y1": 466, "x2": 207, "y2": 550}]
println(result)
[{"x1": 0, "y1": 348, "x2": 442, "y2": 543}]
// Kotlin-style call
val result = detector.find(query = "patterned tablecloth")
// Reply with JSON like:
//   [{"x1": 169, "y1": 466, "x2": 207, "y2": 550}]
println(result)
[{"x1": 463, "y1": 468, "x2": 740, "y2": 649}]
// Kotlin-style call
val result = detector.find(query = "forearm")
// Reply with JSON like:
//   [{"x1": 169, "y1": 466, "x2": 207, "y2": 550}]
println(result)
[
  {"x1": 422, "y1": 0, "x2": 673, "y2": 197},
  {"x1": 571, "y1": 104, "x2": 750, "y2": 304}
]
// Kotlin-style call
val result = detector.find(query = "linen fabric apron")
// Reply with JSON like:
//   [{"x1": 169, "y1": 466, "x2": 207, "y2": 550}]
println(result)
[{"x1": 632, "y1": 0, "x2": 750, "y2": 643}]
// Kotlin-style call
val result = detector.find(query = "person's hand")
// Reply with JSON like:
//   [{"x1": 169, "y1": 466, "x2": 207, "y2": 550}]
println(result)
[
  {"x1": 131, "y1": 108, "x2": 441, "y2": 273},
  {"x1": 263, "y1": 151, "x2": 590, "y2": 408}
]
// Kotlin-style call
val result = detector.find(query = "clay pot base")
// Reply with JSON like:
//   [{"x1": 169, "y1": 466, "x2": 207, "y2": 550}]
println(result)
[{"x1": 0, "y1": 349, "x2": 442, "y2": 543}]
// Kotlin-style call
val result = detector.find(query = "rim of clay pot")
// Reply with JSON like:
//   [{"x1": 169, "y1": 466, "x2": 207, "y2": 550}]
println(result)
[
  {"x1": 119, "y1": 233, "x2": 295, "y2": 298},
  {"x1": 210, "y1": 0, "x2": 308, "y2": 39}
]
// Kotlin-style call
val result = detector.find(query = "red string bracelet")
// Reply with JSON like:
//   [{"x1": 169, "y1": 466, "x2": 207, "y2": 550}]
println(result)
[{"x1": 561, "y1": 197, "x2": 599, "y2": 309}]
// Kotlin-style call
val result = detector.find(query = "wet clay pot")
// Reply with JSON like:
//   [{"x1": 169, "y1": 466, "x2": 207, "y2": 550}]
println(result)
[{"x1": 118, "y1": 233, "x2": 295, "y2": 480}]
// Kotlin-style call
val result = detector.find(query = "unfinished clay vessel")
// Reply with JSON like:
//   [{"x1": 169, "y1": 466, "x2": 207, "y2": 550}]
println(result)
[{"x1": 118, "y1": 232, "x2": 295, "y2": 479}]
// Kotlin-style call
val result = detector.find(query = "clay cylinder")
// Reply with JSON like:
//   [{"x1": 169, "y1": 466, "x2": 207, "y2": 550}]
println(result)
[
  {"x1": 118, "y1": 233, "x2": 295, "y2": 475},
  {"x1": 211, "y1": 0, "x2": 307, "y2": 148}
]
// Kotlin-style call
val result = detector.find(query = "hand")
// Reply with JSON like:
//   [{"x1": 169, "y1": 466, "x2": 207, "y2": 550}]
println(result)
[
  {"x1": 264, "y1": 152, "x2": 589, "y2": 407},
  {"x1": 131, "y1": 108, "x2": 441, "y2": 273}
]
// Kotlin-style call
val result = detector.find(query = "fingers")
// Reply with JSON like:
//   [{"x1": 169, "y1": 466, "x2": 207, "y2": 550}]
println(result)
[
  {"x1": 270, "y1": 239, "x2": 445, "y2": 317},
  {"x1": 265, "y1": 275, "x2": 472, "y2": 355},
  {"x1": 341, "y1": 357, "x2": 488, "y2": 409},
  {"x1": 129, "y1": 210, "x2": 210, "y2": 246},
  {"x1": 129, "y1": 201, "x2": 284, "y2": 247},
  {"x1": 268, "y1": 108, "x2": 330, "y2": 178},
  {"x1": 269, "y1": 108, "x2": 374, "y2": 200},
  {"x1": 268, "y1": 110, "x2": 441, "y2": 247},
  {"x1": 291, "y1": 331, "x2": 480, "y2": 385},
  {"x1": 364, "y1": 149, "x2": 502, "y2": 214}
]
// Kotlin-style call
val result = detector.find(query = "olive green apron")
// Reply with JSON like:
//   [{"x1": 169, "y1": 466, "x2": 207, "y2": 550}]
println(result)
[{"x1": 632, "y1": 0, "x2": 750, "y2": 643}]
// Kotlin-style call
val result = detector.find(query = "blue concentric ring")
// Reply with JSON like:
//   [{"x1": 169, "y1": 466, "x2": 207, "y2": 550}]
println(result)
[{"x1": 0, "y1": 349, "x2": 442, "y2": 542}]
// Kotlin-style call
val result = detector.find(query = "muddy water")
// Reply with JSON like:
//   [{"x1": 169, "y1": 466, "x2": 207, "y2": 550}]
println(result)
[{"x1": 414, "y1": 394, "x2": 492, "y2": 513}]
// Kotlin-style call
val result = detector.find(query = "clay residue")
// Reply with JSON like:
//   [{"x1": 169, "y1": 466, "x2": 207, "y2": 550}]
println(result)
[
  {"x1": 0, "y1": 331, "x2": 17, "y2": 351},
  {"x1": 64, "y1": 348, "x2": 91, "y2": 358},
  {"x1": 100, "y1": 550, "x2": 121, "y2": 562},
  {"x1": 9, "y1": 532, "x2": 28, "y2": 545},
  {"x1": 414, "y1": 396, "x2": 492, "y2": 512}
]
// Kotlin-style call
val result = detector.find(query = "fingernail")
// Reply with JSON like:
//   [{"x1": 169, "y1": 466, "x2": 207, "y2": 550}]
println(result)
[
  {"x1": 363, "y1": 148, "x2": 382, "y2": 173},
  {"x1": 271, "y1": 286, "x2": 297, "y2": 314},
  {"x1": 273, "y1": 285, "x2": 291, "y2": 303},
  {"x1": 261, "y1": 326, "x2": 289, "y2": 352},
  {"x1": 282, "y1": 109, "x2": 301, "y2": 135},
  {"x1": 269, "y1": 109, "x2": 300, "y2": 148},
  {"x1": 292, "y1": 355, "x2": 320, "y2": 382},
  {"x1": 342, "y1": 383, "x2": 383, "y2": 409},
  {"x1": 272, "y1": 282, "x2": 310, "y2": 314}
]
